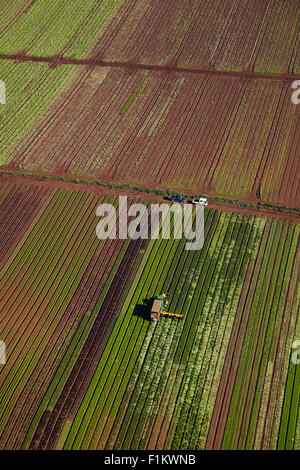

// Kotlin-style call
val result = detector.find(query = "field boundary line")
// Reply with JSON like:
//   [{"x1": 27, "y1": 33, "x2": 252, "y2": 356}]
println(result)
[
  {"x1": 0, "y1": 54, "x2": 300, "y2": 81},
  {"x1": 0, "y1": 171, "x2": 299, "y2": 221}
]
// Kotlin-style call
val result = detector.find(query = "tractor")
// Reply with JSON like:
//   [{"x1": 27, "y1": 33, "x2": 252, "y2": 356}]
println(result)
[{"x1": 150, "y1": 293, "x2": 183, "y2": 321}]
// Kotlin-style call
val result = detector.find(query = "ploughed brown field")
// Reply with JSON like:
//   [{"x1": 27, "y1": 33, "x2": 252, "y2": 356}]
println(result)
[{"x1": 3, "y1": 66, "x2": 299, "y2": 208}]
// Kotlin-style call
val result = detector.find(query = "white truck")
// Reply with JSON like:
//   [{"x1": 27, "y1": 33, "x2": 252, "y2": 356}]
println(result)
[{"x1": 192, "y1": 197, "x2": 208, "y2": 206}]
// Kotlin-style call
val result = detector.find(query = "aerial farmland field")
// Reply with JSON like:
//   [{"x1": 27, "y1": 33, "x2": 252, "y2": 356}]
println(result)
[{"x1": 0, "y1": 0, "x2": 299, "y2": 457}]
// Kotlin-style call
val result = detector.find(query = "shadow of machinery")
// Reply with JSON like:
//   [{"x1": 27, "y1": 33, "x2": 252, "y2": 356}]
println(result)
[{"x1": 132, "y1": 297, "x2": 154, "y2": 321}]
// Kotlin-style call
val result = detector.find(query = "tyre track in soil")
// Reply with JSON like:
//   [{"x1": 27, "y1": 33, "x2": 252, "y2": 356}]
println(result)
[
  {"x1": 0, "y1": 53, "x2": 300, "y2": 81},
  {"x1": 148, "y1": 210, "x2": 223, "y2": 450},
  {"x1": 30, "y1": 236, "x2": 147, "y2": 450}
]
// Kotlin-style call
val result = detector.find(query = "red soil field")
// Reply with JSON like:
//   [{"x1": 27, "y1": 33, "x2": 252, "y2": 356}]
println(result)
[
  {"x1": 1, "y1": 1, "x2": 299, "y2": 74},
  {"x1": 6, "y1": 66, "x2": 300, "y2": 208},
  {"x1": 92, "y1": 0, "x2": 300, "y2": 74}
]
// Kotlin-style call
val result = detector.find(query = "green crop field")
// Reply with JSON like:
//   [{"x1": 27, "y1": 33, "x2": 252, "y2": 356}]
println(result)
[
  {"x1": 0, "y1": 0, "x2": 125, "y2": 58},
  {"x1": 1, "y1": 186, "x2": 297, "y2": 450},
  {"x1": 56, "y1": 210, "x2": 297, "y2": 450}
]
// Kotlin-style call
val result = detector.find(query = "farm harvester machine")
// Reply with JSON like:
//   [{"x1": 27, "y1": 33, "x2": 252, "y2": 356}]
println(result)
[{"x1": 150, "y1": 293, "x2": 183, "y2": 321}]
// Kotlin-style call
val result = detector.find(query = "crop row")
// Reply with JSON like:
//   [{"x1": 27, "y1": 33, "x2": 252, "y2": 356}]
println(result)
[
  {"x1": 111, "y1": 212, "x2": 265, "y2": 450},
  {"x1": 0, "y1": 184, "x2": 298, "y2": 449},
  {"x1": 6, "y1": 64, "x2": 299, "y2": 208},
  {"x1": 1, "y1": 0, "x2": 297, "y2": 73},
  {"x1": 92, "y1": 0, "x2": 300, "y2": 73},
  {"x1": 55, "y1": 207, "x2": 192, "y2": 449},
  {"x1": 45, "y1": 208, "x2": 298, "y2": 450},
  {"x1": 0, "y1": 60, "x2": 79, "y2": 166},
  {"x1": 0, "y1": 0, "x2": 124, "y2": 58},
  {"x1": 0, "y1": 0, "x2": 299, "y2": 73},
  {"x1": 208, "y1": 220, "x2": 299, "y2": 449},
  {"x1": 0, "y1": 187, "x2": 129, "y2": 448},
  {"x1": 0, "y1": 183, "x2": 53, "y2": 271}
]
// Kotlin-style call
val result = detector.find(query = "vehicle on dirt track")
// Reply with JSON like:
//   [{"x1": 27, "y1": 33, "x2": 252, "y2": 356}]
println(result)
[
  {"x1": 192, "y1": 197, "x2": 208, "y2": 206},
  {"x1": 171, "y1": 194, "x2": 186, "y2": 203}
]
